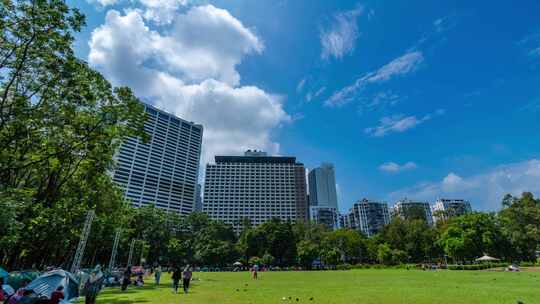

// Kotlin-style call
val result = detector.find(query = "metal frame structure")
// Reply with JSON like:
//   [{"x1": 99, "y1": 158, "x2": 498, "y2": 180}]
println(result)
[{"x1": 71, "y1": 210, "x2": 95, "y2": 273}]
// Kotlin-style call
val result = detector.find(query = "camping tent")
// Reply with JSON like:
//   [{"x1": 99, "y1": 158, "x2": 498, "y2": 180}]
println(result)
[
  {"x1": 0, "y1": 267, "x2": 8, "y2": 279},
  {"x1": 7, "y1": 270, "x2": 40, "y2": 290},
  {"x1": 26, "y1": 269, "x2": 79, "y2": 301},
  {"x1": 475, "y1": 255, "x2": 500, "y2": 262}
]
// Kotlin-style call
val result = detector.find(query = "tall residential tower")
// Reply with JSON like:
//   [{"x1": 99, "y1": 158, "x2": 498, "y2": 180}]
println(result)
[
  {"x1": 343, "y1": 199, "x2": 390, "y2": 236},
  {"x1": 432, "y1": 198, "x2": 472, "y2": 222},
  {"x1": 308, "y1": 163, "x2": 339, "y2": 229},
  {"x1": 392, "y1": 199, "x2": 433, "y2": 226},
  {"x1": 112, "y1": 103, "x2": 203, "y2": 215},
  {"x1": 203, "y1": 150, "x2": 308, "y2": 232}
]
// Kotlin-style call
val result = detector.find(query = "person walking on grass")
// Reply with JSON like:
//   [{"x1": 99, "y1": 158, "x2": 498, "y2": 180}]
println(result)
[
  {"x1": 121, "y1": 266, "x2": 131, "y2": 292},
  {"x1": 172, "y1": 266, "x2": 181, "y2": 294},
  {"x1": 84, "y1": 270, "x2": 103, "y2": 304},
  {"x1": 182, "y1": 265, "x2": 193, "y2": 294},
  {"x1": 154, "y1": 265, "x2": 162, "y2": 286},
  {"x1": 251, "y1": 264, "x2": 259, "y2": 280}
]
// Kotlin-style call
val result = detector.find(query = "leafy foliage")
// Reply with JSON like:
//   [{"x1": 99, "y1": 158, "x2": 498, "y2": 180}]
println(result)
[{"x1": 0, "y1": 0, "x2": 145, "y2": 268}]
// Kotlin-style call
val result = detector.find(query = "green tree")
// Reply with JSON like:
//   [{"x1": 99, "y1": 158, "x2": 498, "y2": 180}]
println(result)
[
  {"x1": 320, "y1": 248, "x2": 340, "y2": 266},
  {"x1": 499, "y1": 192, "x2": 540, "y2": 261},
  {"x1": 0, "y1": 0, "x2": 147, "y2": 268},
  {"x1": 261, "y1": 252, "x2": 275, "y2": 267},
  {"x1": 257, "y1": 218, "x2": 297, "y2": 266},
  {"x1": 377, "y1": 243, "x2": 393, "y2": 265},
  {"x1": 322, "y1": 228, "x2": 367, "y2": 264},
  {"x1": 379, "y1": 217, "x2": 440, "y2": 263},
  {"x1": 297, "y1": 240, "x2": 319, "y2": 268},
  {"x1": 249, "y1": 256, "x2": 262, "y2": 266},
  {"x1": 438, "y1": 212, "x2": 510, "y2": 262}
]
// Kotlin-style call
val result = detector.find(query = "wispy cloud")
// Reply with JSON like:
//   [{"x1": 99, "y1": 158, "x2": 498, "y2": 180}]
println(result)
[
  {"x1": 296, "y1": 78, "x2": 306, "y2": 93},
  {"x1": 306, "y1": 86, "x2": 326, "y2": 102},
  {"x1": 520, "y1": 97, "x2": 540, "y2": 113},
  {"x1": 325, "y1": 51, "x2": 424, "y2": 107},
  {"x1": 290, "y1": 112, "x2": 305, "y2": 122},
  {"x1": 371, "y1": 91, "x2": 400, "y2": 106},
  {"x1": 518, "y1": 31, "x2": 540, "y2": 58},
  {"x1": 367, "y1": 9, "x2": 375, "y2": 21},
  {"x1": 388, "y1": 159, "x2": 540, "y2": 211},
  {"x1": 364, "y1": 109, "x2": 444, "y2": 137},
  {"x1": 379, "y1": 161, "x2": 417, "y2": 173},
  {"x1": 357, "y1": 90, "x2": 401, "y2": 115},
  {"x1": 529, "y1": 47, "x2": 540, "y2": 57},
  {"x1": 432, "y1": 15, "x2": 458, "y2": 33},
  {"x1": 320, "y1": 5, "x2": 363, "y2": 60}
]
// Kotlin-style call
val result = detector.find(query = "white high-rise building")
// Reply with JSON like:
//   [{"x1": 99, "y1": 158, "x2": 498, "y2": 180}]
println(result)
[
  {"x1": 112, "y1": 103, "x2": 203, "y2": 215},
  {"x1": 432, "y1": 198, "x2": 472, "y2": 222},
  {"x1": 392, "y1": 199, "x2": 433, "y2": 226},
  {"x1": 343, "y1": 199, "x2": 390, "y2": 236},
  {"x1": 203, "y1": 150, "x2": 308, "y2": 232},
  {"x1": 308, "y1": 163, "x2": 339, "y2": 229}
]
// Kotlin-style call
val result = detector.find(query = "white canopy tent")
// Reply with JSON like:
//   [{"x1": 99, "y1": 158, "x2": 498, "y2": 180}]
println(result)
[{"x1": 475, "y1": 255, "x2": 500, "y2": 262}]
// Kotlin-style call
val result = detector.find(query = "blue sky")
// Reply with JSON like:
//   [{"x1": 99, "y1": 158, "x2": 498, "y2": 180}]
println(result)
[{"x1": 71, "y1": 0, "x2": 540, "y2": 212}]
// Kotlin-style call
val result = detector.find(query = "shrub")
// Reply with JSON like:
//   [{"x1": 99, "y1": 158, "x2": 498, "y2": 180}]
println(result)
[{"x1": 336, "y1": 264, "x2": 352, "y2": 270}]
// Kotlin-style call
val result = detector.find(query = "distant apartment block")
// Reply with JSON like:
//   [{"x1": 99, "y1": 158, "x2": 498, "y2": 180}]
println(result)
[
  {"x1": 342, "y1": 199, "x2": 390, "y2": 237},
  {"x1": 203, "y1": 150, "x2": 308, "y2": 232},
  {"x1": 392, "y1": 199, "x2": 433, "y2": 226},
  {"x1": 308, "y1": 163, "x2": 339, "y2": 229},
  {"x1": 112, "y1": 103, "x2": 203, "y2": 215},
  {"x1": 432, "y1": 198, "x2": 472, "y2": 222}
]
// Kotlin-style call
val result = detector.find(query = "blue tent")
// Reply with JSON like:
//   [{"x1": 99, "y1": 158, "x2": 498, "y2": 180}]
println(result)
[
  {"x1": 0, "y1": 267, "x2": 8, "y2": 279},
  {"x1": 7, "y1": 270, "x2": 40, "y2": 290},
  {"x1": 26, "y1": 269, "x2": 79, "y2": 301}
]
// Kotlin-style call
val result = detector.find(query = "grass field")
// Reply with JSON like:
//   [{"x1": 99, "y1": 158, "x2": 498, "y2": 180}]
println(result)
[{"x1": 92, "y1": 269, "x2": 540, "y2": 304}]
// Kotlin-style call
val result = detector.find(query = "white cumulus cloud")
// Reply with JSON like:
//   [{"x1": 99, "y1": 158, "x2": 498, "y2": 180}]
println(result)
[
  {"x1": 325, "y1": 51, "x2": 424, "y2": 107},
  {"x1": 320, "y1": 6, "x2": 363, "y2": 60},
  {"x1": 88, "y1": 6, "x2": 288, "y2": 166},
  {"x1": 139, "y1": 0, "x2": 189, "y2": 24},
  {"x1": 87, "y1": 0, "x2": 119, "y2": 7},
  {"x1": 379, "y1": 162, "x2": 417, "y2": 173},
  {"x1": 388, "y1": 159, "x2": 540, "y2": 211}
]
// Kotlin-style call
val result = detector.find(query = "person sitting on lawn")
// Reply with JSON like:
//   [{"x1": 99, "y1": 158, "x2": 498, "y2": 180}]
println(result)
[
  {"x1": 135, "y1": 274, "x2": 144, "y2": 287},
  {"x1": 50, "y1": 286, "x2": 65, "y2": 304}
]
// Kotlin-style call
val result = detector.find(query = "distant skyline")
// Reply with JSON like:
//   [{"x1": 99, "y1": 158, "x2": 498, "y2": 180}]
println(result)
[{"x1": 71, "y1": 0, "x2": 540, "y2": 212}]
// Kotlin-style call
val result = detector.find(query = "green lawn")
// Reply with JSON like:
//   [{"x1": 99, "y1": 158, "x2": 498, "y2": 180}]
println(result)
[{"x1": 92, "y1": 269, "x2": 540, "y2": 304}]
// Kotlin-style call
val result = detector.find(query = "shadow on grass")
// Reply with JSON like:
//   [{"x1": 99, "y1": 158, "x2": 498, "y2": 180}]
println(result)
[
  {"x1": 96, "y1": 284, "x2": 200, "y2": 303},
  {"x1": 97, "y1": 297, "x2": 152, "y2": 304}
]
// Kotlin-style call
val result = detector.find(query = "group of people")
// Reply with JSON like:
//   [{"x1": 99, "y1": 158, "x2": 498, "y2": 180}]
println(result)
[
  {"x1": 171, "y1": 265, "x2": 192, "y2": 294},
  {"x1": 0, "y1": 278, "x2": 34, "y2": 304},
  {"x1": 0, "y1": 278, "x2": 63, "y2": 304},
  {"x1": 121, "y1": 264, "x2": 193, "y2": 294}
]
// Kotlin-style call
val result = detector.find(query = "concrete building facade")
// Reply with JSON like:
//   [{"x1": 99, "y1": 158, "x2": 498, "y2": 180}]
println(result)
[
  {"x1": 202, "y1": 150, "x2": 308, "y2": 232},
  {"x1": 342, "y1": 199, "x2": 390, "y2": 236},
  {"x1": 308, "y1": 163, "x2": 339, "y2": 229},
  {"x1": 112, "y1": 103, "x2": 203, "y2": 215},
  {"x1": 432, "y1": 198, "x2": 472, "y2": 222},
  {"x1": 392, "y1": 199, "x2": 433, "y2": 226}
]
